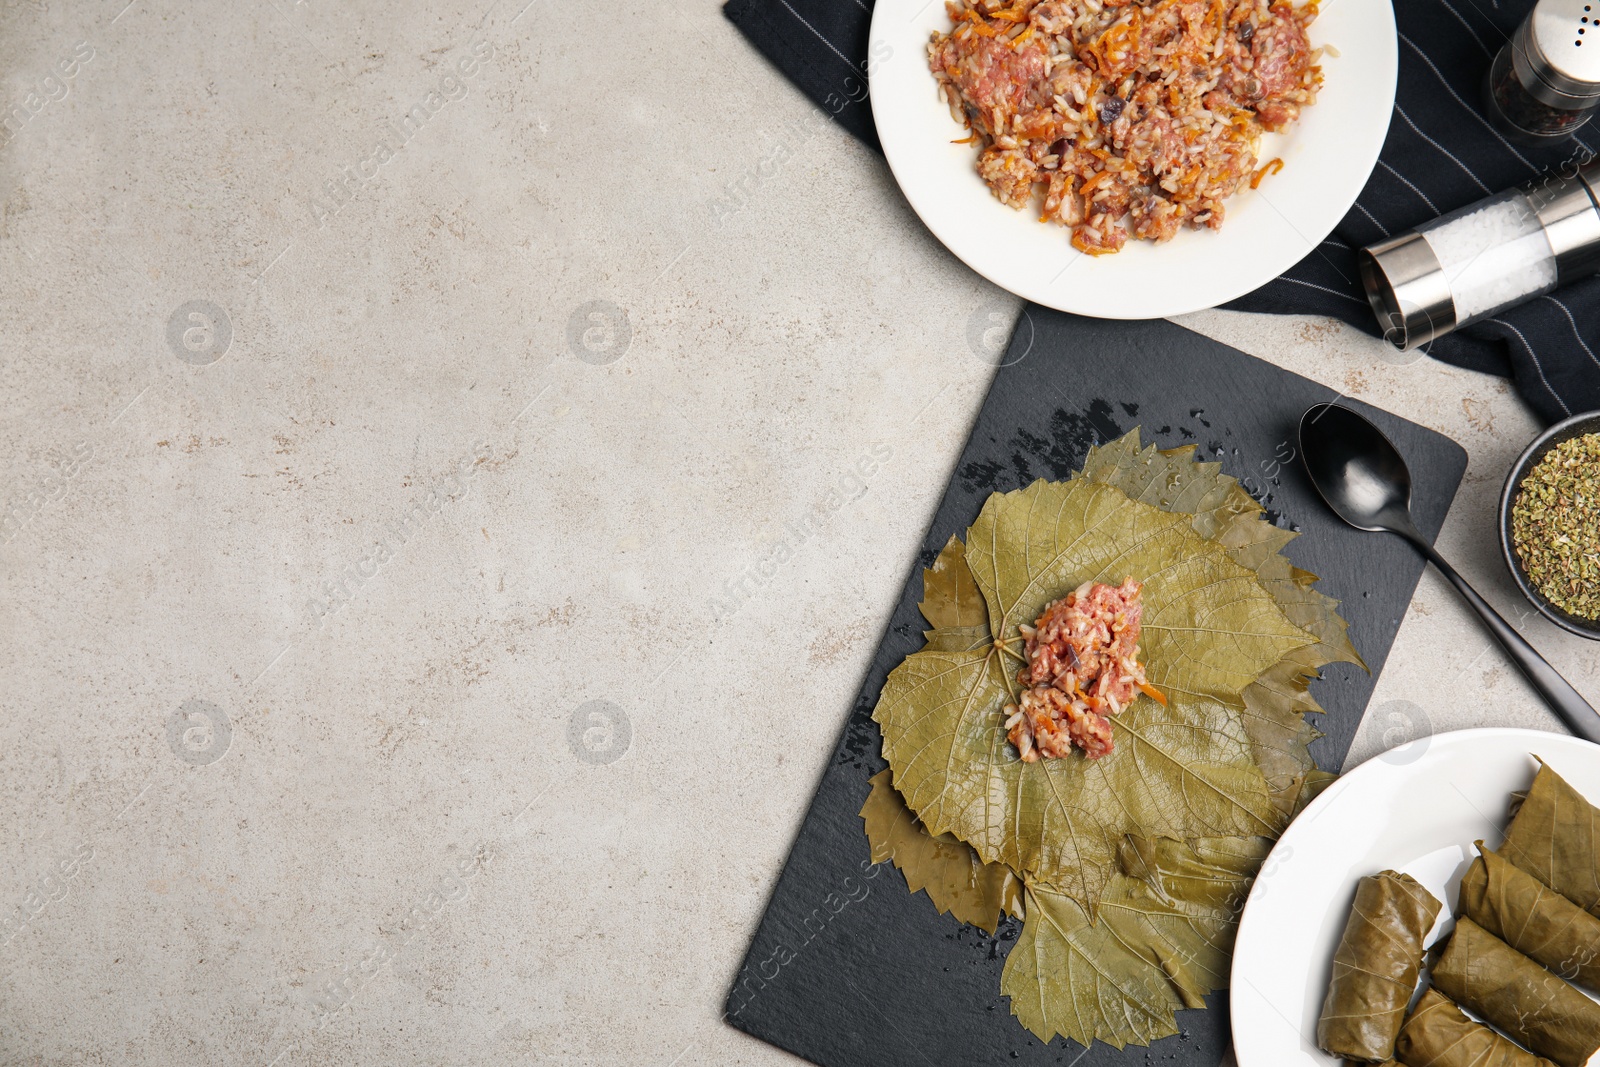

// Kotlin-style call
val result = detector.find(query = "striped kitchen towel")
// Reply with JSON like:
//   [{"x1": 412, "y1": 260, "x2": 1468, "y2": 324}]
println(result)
[{"x1": 724, "y1": 0, "x2": 1600, "y2": 424}]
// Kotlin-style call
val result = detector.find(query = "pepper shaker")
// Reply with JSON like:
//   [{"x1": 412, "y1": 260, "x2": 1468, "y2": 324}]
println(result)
[
  {"x1": 1486, "y1": 0, "x2": 1600, "y2": 145},
  {"x1": 1359, "y1": 161, "x2": 1600, "y2": 349}
]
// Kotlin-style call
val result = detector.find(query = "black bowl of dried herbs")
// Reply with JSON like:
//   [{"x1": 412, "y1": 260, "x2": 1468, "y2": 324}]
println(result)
[{"x1": 1500, "y1": 410, "x2": 1600, "y2": 641}]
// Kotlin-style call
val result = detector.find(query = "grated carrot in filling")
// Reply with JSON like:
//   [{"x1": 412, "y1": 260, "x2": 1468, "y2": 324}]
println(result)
[
  {"x1": 927, "y1": 0, "x2": 1323, "y2": 251},
  {"x1": 1250, "y1": 156, "x2": 1285, "y2": 188}
]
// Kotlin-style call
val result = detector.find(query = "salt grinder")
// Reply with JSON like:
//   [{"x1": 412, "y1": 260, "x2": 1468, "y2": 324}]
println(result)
[
  {"x1": 1358, "y1": 161, "x2": 1600, "y2": 350},
  {"x1": 1486, "y1": 0, "x2": 1600, "y2": 145}
]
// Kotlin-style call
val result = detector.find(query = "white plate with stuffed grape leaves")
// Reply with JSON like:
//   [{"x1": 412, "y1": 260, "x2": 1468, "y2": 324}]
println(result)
[{"x1": 1231, "y1": 727, "x2": 1600, "y2": 1067}]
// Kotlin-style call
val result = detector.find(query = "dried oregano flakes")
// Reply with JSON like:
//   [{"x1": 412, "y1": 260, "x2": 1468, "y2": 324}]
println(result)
[{"x1": 1513, "y1": 432, "x2": 1600, "y2": 622}]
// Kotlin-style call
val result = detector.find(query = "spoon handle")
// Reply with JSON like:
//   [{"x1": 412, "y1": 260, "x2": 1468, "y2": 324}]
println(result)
[{"x1": 1413, "y1": 539, "x2": 1600, "y2": 745}]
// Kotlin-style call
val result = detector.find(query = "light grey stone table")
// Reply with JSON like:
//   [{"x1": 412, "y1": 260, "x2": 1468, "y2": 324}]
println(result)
[{"x1": 0, "y1": 0, "x2": 1592, "y2": 1064}]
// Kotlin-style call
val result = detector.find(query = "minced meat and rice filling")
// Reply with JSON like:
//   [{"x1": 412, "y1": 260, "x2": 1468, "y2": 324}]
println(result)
[
  {"x1": 1004, "y1": 577, "x2": 1162, "y2": 760},
  {"x1": 929, "y1": 0, "x2": 1321, "y2": 254}
]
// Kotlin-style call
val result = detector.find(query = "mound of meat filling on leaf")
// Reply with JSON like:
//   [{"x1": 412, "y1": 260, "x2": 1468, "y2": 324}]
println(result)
[{"x1": 1004, "y1": 577, "x2": 1162, "y2": 760}]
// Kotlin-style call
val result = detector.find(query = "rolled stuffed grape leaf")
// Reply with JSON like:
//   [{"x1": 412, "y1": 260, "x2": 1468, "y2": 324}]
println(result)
[
  {"x1": 860, "y1": 769, "x2": 1021, "y2": 935},
  {"x1": 1396, "y1": 987, "x2": 1559, "y2": 1067},
  {"x1": 1432, "y1": 916, "x2": 1600, "y2": 1067},
  {"x1": 1460, "y1": 843, "x2": 1600, "y2": 989},
  {"x1": 1000, "y1": 837, "x2": 1266, "y2": 1048},
  {"x1": 1316, "y1": 870, "x2": 1442, "y2": 1063},
  {"x1": 1500, "y1": 760, "x2": 1600, "y2": 918}
]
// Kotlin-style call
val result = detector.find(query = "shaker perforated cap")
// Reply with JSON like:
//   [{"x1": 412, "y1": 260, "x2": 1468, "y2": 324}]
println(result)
[{"x1": 1519, "y1": 0, "x2": 1600, "y2": 105}]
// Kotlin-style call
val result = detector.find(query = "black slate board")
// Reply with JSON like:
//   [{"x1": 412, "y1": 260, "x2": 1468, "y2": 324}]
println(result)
[{"x1": 725, "y1": 312, "x2": 1469, "y2": 1067}]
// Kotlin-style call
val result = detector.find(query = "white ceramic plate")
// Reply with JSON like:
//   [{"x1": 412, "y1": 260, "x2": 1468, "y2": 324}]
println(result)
[
  {"x1": 1231, "y1": 728, "x2": 1600, "y2": 1067},
  {"x1": 867, "y1": 0, "x2": 1398, "y2": 318}
]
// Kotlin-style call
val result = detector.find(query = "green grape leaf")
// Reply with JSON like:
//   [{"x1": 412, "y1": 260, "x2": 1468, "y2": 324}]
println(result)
[
  {"x1": 1002, "y1": 881, "x2": 1184, "y2": 1049},
  {"x1": 1293, "y1": 769, "x2": 1339, "y2": 816},
  {"x1": 1238, "y1": 681, "x2": 1323, "y2": 821},
  {"x1": 867, "y1": 433, "x2": 1364, "y2": 1049},
  {"x1": 1002, "y1": 836, "x2": 1265, "y2": 1048},
  {"x1": 875, "y1": 643, "x2": 1284, "y2": 909},
  {"x1": 921, "y1": 626, "x2": 994, "y2": 653},
  {"x1": 860, "y1": 769, "x2": 1022, "y2": 934},
  {"x1": 1078, "y1": 431, "x2": 1255, "y2": 524},
  {"x1": 1099, "y1": 838, "x2": 1267, "y2": 1008},
  {"x1": 962, "y1": 478, "x2": 1316, "y2": 707},
  {"x1": 879, "y1": 474, "x2": 1313, "y2": 906},
  {"x1": 1117, "y1": 835, "x2": 1271, "y2": 917},
  {"x1": 1079, "y1": 430, "x2": 1365, "y2": 683},
  {"x1": 920, "y1": 534, "x2": 991, "y2": 633},
  {"x1": 1076, "y1": 432, "x2": 1364, "y2": 819},
  {"x1": 919, "y1": 536, "x2": 994, "y2": 653}
]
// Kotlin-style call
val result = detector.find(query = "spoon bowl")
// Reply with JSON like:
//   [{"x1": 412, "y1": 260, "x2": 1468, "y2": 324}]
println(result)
[{"x1": 1299, "y1": 403, "x2": 1419, "y2": 537}]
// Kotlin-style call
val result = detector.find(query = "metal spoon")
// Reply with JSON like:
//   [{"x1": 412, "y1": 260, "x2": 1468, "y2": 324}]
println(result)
[{"x1": 1298, "y1": 403, "x2": 1600, "y2": 745}]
